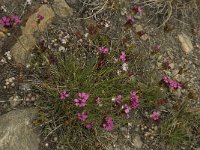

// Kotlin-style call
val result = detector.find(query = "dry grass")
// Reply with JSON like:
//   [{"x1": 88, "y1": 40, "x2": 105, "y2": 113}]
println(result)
[{"x1": 134, "y1": 0, "x2": 199, "y2": 27}]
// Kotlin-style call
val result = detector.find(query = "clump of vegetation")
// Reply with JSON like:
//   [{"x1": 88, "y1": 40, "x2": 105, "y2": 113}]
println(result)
[
  {"x1": 31, "y1": 41, "x2": 167, "y2": 148},
  {"x1": 135, "y1": 0, "x2": 199, "y2": 27}
]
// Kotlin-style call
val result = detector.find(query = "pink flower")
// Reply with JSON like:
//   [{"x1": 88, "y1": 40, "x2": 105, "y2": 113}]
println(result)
[
  {"x1": 0, "y1": 16, "x2": 10, "y2": 27},
  {"x1": 161, "y1": 76, "x2": 182, "y2": 90},
  {"x1": 112, "y1": 95, "x2": 123, "y2": 105},
  {"x1": 102, "y1": 117, "x2": 114, "y2": 132},
  {"x1": 77, "y1": 112, "x2": 88, "y2": 121},
  {"x1": 98, "y1": 47, "x2": 109, "y2": 54},
  {"x1": 133, "y1": 6, "x2": 143, "y2": 15},
  {"x1": 0, "y1": 15, "x2": 21, "y2": 27},
  {"x1": 86, "y1": 123, "x2": 92, "y2": 129},
  {"x1": 78, "y1": 92, "x2": 90, "y2": 100},
  {"x1": 59, "y1": 90, "x2": 70, "y2": 100},
  {"x1": 122, "y1": 104, "x2": 132, "y2": 118},
  {"x1": 96, "y1": 97, "x2": 101, "y2": 105},
  {"x1": 150, "y1": 111, "x2": 161, "y2": 121},
  {"x1": 126, "y1": 16, "x2": 134, "y2": 25},
  {"x1": 37, "y1": 14, "x2": 44, "y2": 22},
  {"x1": 120, "y1": 51, "x2": 126, "y2": 62},
  {"x1": 10, "y1": 16, "x2": 21, "y2": 25},
  {"x1": 74, "y1": 98, "x2": 87, "y2": 107},
  {"x1": 74, "y1": 92, "x2": 90, "y2": 107},
  {"x1": 130, "y1": 91, "x2": 139, "y2": 109}
]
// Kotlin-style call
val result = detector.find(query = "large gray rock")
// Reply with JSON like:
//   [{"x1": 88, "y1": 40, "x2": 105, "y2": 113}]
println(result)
[{"x1": 0, "y1": 108, "x2": 39, "y2": 150}]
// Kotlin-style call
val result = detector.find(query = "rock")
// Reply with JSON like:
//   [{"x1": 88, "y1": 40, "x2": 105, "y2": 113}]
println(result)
[
  {"x1": 11, "y1": 35, "x2": 36, "y2": 65},
  {"x1": 140, "y1": 34, "x2": 149, "y2": 41},
  {"x1": 11, "y1": 5, "x2": 55, "y2": 65},
  {"x1": 9, "y1": 95, "x2": 21, "y2": 107},
  {"x1": 178, "y1": 33, "x2": 193, "y2": 54},
  {"x1": 0, "y1": 32, "x2": 6, "y2": 39},
  {"x1": 22, "y1": 5, "x2": 55, "y2": 34},
  {"x1": 0, "y1": 108, "x2": 39, "y2": 150},
  {"x1": 132, "y1": 135, "x2": 143, "y2": 149},
  {"x1": 52, "y1": 0, "x2": 73, "y2": 17},
  {"x1": 135, "y1": 24, "x2": 143, "y2": 33}
]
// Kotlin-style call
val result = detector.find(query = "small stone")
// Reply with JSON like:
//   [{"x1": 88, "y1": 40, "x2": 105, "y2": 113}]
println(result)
[
  {"x1": 19, "y1": 83, "x2": 31, "y2": 91},
  {"x1": 178, "y1": 33, "x2": 193, "y2": 53},
  {"x1": 59, "y1": 46, "x2": 65, "y2": 52},
  {"x1": 31, "y1": 97, "x2": 36, "y2": 101},
  {"x1": 9, "y1": 95, "x2": 21, "y2": 107},
  {"x1": 54, "y1": 137, "x2": 58, "y2": 141},
  {"x1": 8, "y1": 78, "x2": 13, "y2": 82},
  {"x1": 134, "y1": 15, "x2": 142, "y2": 20},
  {"x1": 0, "y1": 32, "x2": 6, "y2": 39},
  {"x1": 133, "y1": 135, "x2": 143, "y2": 149},
  {"x1": 140, "y1": 34, "x2": 149, "y2": 41},
  {"x1": 11, "y1": 83, "x2": 15, "y2": 87},
  {"x1": 150, "y1": 136, "x2": 154, "y2": 140},
  {"x1": 135, "y1": 24, "x2": 143, "y2": 33},
  {"x1": 25, "y1": 97, "x2": 30, "y2": 101}
]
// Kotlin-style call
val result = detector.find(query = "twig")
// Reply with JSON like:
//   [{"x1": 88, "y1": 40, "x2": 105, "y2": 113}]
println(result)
[{"x1": 77, "y1": 0, "x2": 108, "y2": 20}]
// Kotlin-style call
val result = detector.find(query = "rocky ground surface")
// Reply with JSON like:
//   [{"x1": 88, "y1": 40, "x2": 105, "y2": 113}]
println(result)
[{"x1": 0, "y1": 0, "x2": 200, "y2": 150}]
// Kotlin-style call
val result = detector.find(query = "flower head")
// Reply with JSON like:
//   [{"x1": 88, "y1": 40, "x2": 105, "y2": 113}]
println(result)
[
  {"x1": 102, "y1": 117, "x2": 114, "y2": 132},
  {"x1": 95, "y1": 97, "x2": 102, "y2": 106},
  {"x1": 37, "y1": 14, "x2": 44, "y2": 22},
  {"x1": 78, "y1": 92, "x2": 90, "y2": 100},
  {"x1": 120, "y1": 51, "x2": 126, "y2": 62},
  {"x1": 130, "y1": 91, "x2": 139, "y2": 109},
  {"x1": 122, "y1": 104, "x2": 132, "y2": 118},
  {"x1": 10, "y1": 16, "x2": 21, "y2": 25},
  {"x1": 98, "y1": 47, "x2": 109, "y2": 54},
  {"x1": 126, "y1": 16, "x2": 135, "y2": 25},
  {"x1": 133, "y1": 6, "x2": 143, "y2": 15},
  {"x1": 86, "y1": 123, "x2": 92, "y2": 129},
  {"x1": 77, "y1": 112, "x2": 88, "y2": 121},
  {"x1": 112, "y1": 95, "x2": 123, "y2": 105},
  {"x1": 161, "y1": 76, "x2": 182, "y2": 90},
  {"x1": 59, "y1": 90, "x2": 70, "y2": 100},
  {"x1": 0, "y1": 16, "x2": 10, "y2": 27},
  {"x1": 0, "y1": 15, "x2": 21, "y2": 27},
  {"x1": 74, "y1": 92, "x2": 90, "y2": 107},
  {"x1": 150, "y1": 111, "x2": 161, "y2": 121}
]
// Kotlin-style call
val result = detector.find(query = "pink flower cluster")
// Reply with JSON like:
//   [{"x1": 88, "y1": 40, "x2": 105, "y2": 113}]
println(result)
[
  {"x1": 74, "y1": 92, "x2": 90, "y2": 107},
  {"x1": 133, "y1": 6, "x2": 143, "y2": 15},
  {"x1": 98, "y1": 47, "x2": 109, "y2": 54},
  {"x1": 130, "y1": 91, "x2": 139, "y2": 109},
  {"x1": 150, "y1": 111, "x2": 161, "y2": 121},
  {"x1": 102, "y1": 117, "x2": 114, "y2": 132},
  {"x1": 0, "y1": 16, "x2": 21, "y2": 27},
  {"x1": 111, "y1": 91, "x2": 139, "y2": 118},
  {"x1": 59, "y1": 90, "x2": 70, "y2": 100},
  {"x1": 161, "y1": 76, "x2": 182, "y2": 90},
  {"x1": 122, "y1": 104, "x2": 131, "y2": 118},
  {"x1": 112, "y1": 95, "x2": 123, "y2": 105},
  {"x1": 37, "y1": 14, "x2": 44, "y2": 22},
  {"x1": 77, "y1": 111, "x2": 88, "y2": 121},
  {"x1": 120, "y1": 51, "x2": 126, "y2": 62},
  {"x1": 126, "y1": 16, "x2": 135, "y2": 25}
]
